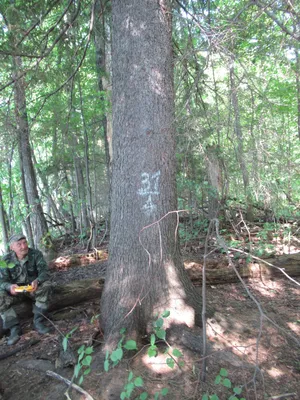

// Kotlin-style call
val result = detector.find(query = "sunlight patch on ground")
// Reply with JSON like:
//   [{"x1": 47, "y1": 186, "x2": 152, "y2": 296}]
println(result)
[
  {"x1": 249, "y1": 280, "x2": 285, "y2": 297},
  {"x1": 206, "y1": 315, "x2": 273, "y2": 366},
  {"x1": 287, "y1": 321, "x2": 300, "y2": 335},
  {"x1": 266, "y1": 366, "x2": 284, "y2": 378},
  {"x1": 142, "y1": 352, "x2": 178, "y2": 374}
]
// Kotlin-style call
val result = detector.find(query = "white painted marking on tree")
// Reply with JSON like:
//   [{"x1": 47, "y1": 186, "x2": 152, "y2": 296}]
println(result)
[{"x1": 137, "y1": 171, "x2": 161, "y2": 216}]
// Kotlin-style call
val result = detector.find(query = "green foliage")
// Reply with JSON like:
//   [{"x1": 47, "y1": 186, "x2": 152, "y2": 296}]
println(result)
[
  {"x1": 62, "y1": 327, "x2": 78, "y2": 352},
  {"x1": 62, "y1": 327, "x2": 93, "y2": 386},
  {"x1": 104, "y1": 328, "x2": 138, "y2": 373},
  {"x1": 74, "y1": 344, "x2": 94, "y2": 385},
  {"x1": 202, "y1": 368, "x2": 246, "y2": 400},
  {"x1": 103, "y1": 312, "x2": 181, "y2": 399},
  {"x1": 120, "y1": 372, "x2": 144, "y2": 400},
  {"x1": 0, "y1": 260, "x2": 15, "y2": 269}
]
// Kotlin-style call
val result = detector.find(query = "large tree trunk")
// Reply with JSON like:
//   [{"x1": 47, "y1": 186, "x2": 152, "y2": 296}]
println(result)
[
  {"x1": 0, "y1": 185, "x2": 9, "y2": 253},
  {"x1": 78, "y1": 77, "x2": 96, "y2": 251},
  {"x1": 229, "y1": 58, "x2": 253, "y2": 221},
  {"x1": 101, "y1": 0, "x2": 201, "y2": 343},
  {"x1": 295, "y1": 48, "x2": 300, "y2": 141},
  {"x1": 205, "y1": 145, "x2": 223, "y2": 220},
  {"x1": 73, "y1": 155, "x2": 89, "y2": 233},
  {"x1": 94, "y1": 0, "x2": 112, "y2": 228},
  {"x1": 94, "y1": 0, "x2": 112, "y2": 184},
  {"x1": 13, "y1": 56, "x2": 49, "y2": 250}
]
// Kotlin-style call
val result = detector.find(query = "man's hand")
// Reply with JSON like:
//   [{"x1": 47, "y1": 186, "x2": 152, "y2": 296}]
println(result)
[
  {"x1": 31, "y1": 279, "x2": 38, "y2": 292},
  {"x1": 9, "y1": 284, "x2": 19, "y2": 295}
]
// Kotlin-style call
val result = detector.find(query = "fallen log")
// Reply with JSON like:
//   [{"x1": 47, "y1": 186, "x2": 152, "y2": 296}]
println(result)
[
  {"x1": 0, "y1": 279, "x2": 104, "y2": 339},
  {"x1": 1, "y1": 253, "x2": 299, "y2": 338},
  {"x1": 184, "y1": 253, "x2": 300, "y2": 284}
]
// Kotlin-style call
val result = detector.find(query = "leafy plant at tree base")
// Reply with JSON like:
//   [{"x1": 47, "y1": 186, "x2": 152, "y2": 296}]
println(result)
[
  {"x1": 120, "y1": 372, "x2": 144, "y2": 400},
  {"x1": 202, "y1": 368, "x2": 246, "y2": 400},
  {"x1": 62, "y1": 327, "x2": 78, "y2": 352},
  {"x1": 103, "y1": 312, "x2": 179, "y2": 399},
  {"x1": 104, "y1": 328, "x2": 138, "y2": 372},
  {"x1": 74, "y1": 345, "x2": 94, "y2": 385},
  {"x1": 150, "y1": 311, "x2": 185, "y2": 369}
]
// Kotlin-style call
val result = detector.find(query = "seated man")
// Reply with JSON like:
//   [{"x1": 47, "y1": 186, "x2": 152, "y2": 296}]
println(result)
[{"x1": 0, "y1": 233, "x2": 52, "y2": 345}]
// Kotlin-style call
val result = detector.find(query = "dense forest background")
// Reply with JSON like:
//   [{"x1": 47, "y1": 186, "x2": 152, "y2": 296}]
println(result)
[
  {"x1": 0, "y1": 2, "x2": 299, "y2": 400},
  {"x1": 0, "y1": 0, "x2": 299, "y2": 254}
]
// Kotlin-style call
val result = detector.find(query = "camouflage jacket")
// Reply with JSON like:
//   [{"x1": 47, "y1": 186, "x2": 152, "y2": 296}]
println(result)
[{"x1": 0, "y1": 248, "x2": 50, "y2": 292}]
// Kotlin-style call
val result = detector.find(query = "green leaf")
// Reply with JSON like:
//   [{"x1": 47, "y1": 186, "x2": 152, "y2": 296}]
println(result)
[
  {"x1": 172, "y1": 349, "x2": 183, "y2": 357},
  {"x1": 85, "y1": 347, "x2": 94, "y2": 355},
  {"x1": 82, "y1": 355, "x2": 92, "y2": 366},
  {"x1": 148, "y1": 346, "x2": 157, "y2": 357},
  {"x1": 134, "y1": 376, "x2": 144, "y2": 387},
  {"x1": 155, "y1": 318, "x2": 164, "y2": 328},
  {"x1": 233, "y1": 387, "x2": 242, "y2": 395},
  {"x1": 78, "y1": 375, "x2": 84, "y2": 385},
  {"x1": 78, "y1": 345, "x2": 85, "y2": 354},
  {"x1": 161, "y1": 387, "x2": 169, "y2": 396},
  {"x1": 83, "y1": 368, "x2": 91, "y2": 376},
  {"x1": 128, "y1": 371, "x2": 133, "y2": 382},
  {"x1": 162, "y1": 310, "x2": 170, "y2": 318},
  {"x1": 222, "y1": 378, "x2": 231, "y2": 388},
  {"x1": 74, "y1": 363, "x2": 81, "y2": 378},
  {"x1": 62, "y1": 337, "x2": 68, "y2": 352},
  {"x1": 150, "y1": 334, "x2": 156, "y2": 346},
  {"x1": 154, "y1": 393, "x2": 159, "y2": 400},
  {"x1": 156, "y1": 328, "x2": 166, "y2": 340},
  {"x1": 120, "y1": 392, "x2": 126, "y2": 400},
  {"x1": 178, "y1": 360, "x2": 185, "y2": 367},
  {"x1": 210, "y1": 395, "x2": 219, "y2": 400},
  {"x1": 219, "y1": 368, "x2": 228, "y2": 377},
  {"x1": 139, "y1": 392, "x2": 148, "y2": 400},
  {"x1": 214, "y1": 375, "x2": 221, "y2": 384},
  {"x1": 78, "y1": 352, "x2": 85, "y2": 362},
  {"x1": 7, "y1": 262, "x2": 15, "y2": 269},
  {"x1": 228, "y1": 396, "x2": 238, "y2": 400},
  {"x1": 124, "y1": 340, "x2": 137, "y2": 350},
  {"x1": 202, "y1": 395, "x2": 209, "y2": 400},
  {"x1": 110, "y1": 348, "x2": 123, "y2": 362},
  {"x1": 166, "y1": 358, "x2": 175, "y2": 369},
  {"x1": 125, "y1": 382, "x2": 134, "y2": 396},
  {"x1": 104, "y1": 359, "x2": 109, "y2": 372},
  {"x1": 120, "y1": 328, "x2": 126, "y2": 335},
  {"x1": 105, "y1": 350, "x2": 109, "y2": 360},
  {"x1": 67, "y1": 326, "x2": 78, "y2": 337}
]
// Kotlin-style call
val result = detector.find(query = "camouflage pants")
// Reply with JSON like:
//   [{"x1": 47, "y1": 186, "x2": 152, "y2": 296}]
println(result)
[{"x1": 0, "y1": 281, "x2": 52, "y2": 329}]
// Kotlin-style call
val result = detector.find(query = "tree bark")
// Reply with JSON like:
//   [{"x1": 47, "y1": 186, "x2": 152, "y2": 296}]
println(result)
[
  {"x1": 101, "y1": 0, "x2": 202, "y2": 343},
  {"x1": 94, "y1": 0, "x2": 112, "y2": 184},
  {"x1": 78, "y1": 77, "x2": 96, "y2": 251},
  {"x1": 0, "y1": 185, "x2": 9, "y2": 252},
  {"x1": 73, "y1": 154, "x2": 89, "y2": 233},
  {"x1": 94, "y1": 0, "x2": 112, "y2": 228},
  {"x1": 295, "y1": 48, "x2": 300, "y2": 141},
  {"x1": 13, "y1": 55, "x2": 49, "y2": 249},
  {"x1": 229, "y1": 58, "x2": 253, "y2": 221}
]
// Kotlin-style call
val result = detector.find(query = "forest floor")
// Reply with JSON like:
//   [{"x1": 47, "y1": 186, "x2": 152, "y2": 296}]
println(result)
[{"x1": 0, "y1": 234, "x2": 299, "y2": 400}]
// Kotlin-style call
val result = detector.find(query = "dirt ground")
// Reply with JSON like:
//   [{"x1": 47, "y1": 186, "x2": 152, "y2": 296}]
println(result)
[{"x1": 0, "y1": 250, "x2": 299, "y2": 400}]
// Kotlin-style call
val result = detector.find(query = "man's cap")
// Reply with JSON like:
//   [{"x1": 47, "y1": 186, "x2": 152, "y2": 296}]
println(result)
[{"x1": 9, "y1": 233, "x2": 26, "y2": 245}]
